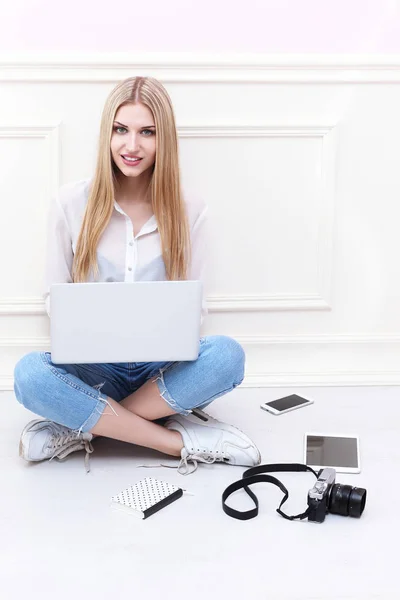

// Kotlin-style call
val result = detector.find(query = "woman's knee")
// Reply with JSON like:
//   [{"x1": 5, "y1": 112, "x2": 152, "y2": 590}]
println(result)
[
  {"x1": 202, "y1": 335, "x2": 245, "y2": 385},
  {"x1": 14, "y1": 351, "x2": 46, "y2": 406}
]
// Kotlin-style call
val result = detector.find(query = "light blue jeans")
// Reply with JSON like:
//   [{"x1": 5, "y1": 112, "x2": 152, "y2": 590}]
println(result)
[{"x1": 14, "y1": 335, "x2": 245, "y2": 433}]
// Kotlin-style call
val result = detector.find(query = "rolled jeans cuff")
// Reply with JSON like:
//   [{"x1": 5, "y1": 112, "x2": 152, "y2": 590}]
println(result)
[
  {"x1": 78, "y1": 391, "x2": 113, "y2": 433},
  {"x1": 152, "y1": 367, "x2": 192, "y2": 416}
]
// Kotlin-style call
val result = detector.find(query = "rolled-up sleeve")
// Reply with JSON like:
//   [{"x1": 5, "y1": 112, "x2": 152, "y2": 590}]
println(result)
[
  {"x1": 189, "y1": 204, "x2": 209, "y2": 324},
  {"x1": 42, "y1": 193, "x2": 74, "y2": 317}
]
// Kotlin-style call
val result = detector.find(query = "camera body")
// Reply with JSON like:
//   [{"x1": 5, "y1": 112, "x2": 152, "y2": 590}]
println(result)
[
  {"x1": 307, "y1": 467, "x2": 336, "y2": 523},
  {"x1": 307, "y1": 467, "x2": 367, "y2": 523}
]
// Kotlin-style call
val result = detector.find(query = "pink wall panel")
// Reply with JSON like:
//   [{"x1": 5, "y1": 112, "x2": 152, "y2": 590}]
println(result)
[{"x1": 1, "y1": 0, "x2": 400, "y2": 54}]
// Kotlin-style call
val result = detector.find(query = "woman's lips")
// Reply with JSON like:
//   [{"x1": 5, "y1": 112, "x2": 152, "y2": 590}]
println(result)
[{"x1": 121, "y1": 156, "x2": 142, "y2": 166}]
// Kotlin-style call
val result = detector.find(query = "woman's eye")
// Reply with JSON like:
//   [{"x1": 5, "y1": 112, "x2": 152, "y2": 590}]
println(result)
[{"x1": 113, "y1": 126, "x2": 154, "y2": 136}]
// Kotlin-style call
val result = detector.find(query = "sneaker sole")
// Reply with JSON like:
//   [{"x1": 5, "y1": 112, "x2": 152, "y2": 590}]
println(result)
[
  {"x1": 176, "y1": 412, "x2": 262, "y2": 464},
  {"x1": 19, "y1": 419, "x2": 49, "y2": 462}
]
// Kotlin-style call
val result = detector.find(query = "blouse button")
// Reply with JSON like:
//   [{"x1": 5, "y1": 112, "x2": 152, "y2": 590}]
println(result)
[
  {"x1": 128, "y1": 267, "x2": 132, "y2": 271},
  {"x1": 129, "y1": 241, "x2": 133, "y2": 246}
]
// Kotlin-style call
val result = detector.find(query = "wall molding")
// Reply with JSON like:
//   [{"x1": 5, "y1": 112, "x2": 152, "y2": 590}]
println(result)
[
  {"x1": 2, "y1": 334, "x2": 399, "y2": 390},
  {"x1": 170, "y1": 124, "x2": 337, "y2": 311},
  {"x1": 178, "y1": 125, "x2": 334, "y2": 137},
  {"x1": 207, "y1": 294, "x2": 330, "y2": 312},
  {"x1": 0, "y1": 378, "x2": 13, "y2": 391},
  {"x1": 0, "y1": 122, "x2": 336, "y2": 314},
  {"x1": 0, "y1": 293, "x2": 331, "y2": 315},
  {"x1": 2, "y1": 54, "x2": 400, "y2": 83},
  {"x1": 242, "y1": 371, "x2": 400, "y2": 387},
  {"x1": 0, "y1": 298, "x2": 44, "y2": 315},
  {"x1": 2, "y1": 333, "x2": 400, "y2": 347},
  {"x1": 0, "y1": 123, "x2": 60, "y2": 193},
  {"x1": 2, "y1": 372, "x2": 400, "y2": 392},
  {"x1": 237, "y1": 333, "x2": 400, "y2": 345}
]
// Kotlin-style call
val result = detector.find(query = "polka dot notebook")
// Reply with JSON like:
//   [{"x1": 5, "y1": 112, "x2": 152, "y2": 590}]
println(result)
[{"x1": 110, "y1": 477, "x2": 183, "y2": 519}]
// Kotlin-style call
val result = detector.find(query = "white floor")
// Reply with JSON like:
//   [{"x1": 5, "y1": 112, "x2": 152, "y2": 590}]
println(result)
[{"x1": 2, "y1": 385, "x2": 400, "y2": 600}]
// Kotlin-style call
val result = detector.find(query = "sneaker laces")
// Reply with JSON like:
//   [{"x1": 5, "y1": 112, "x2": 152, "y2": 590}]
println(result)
[
  {"x1": 177, "y1": 448, "x2": 218, "y2": 475},
  {"x1": 137, "y1": 448, "x2": 227, "y2": 476},
  {"x1": 136, "y1": 409, "x2": 228, "y2": 475},
  {"x1": 46, "y1": 424, "x2": 94, "y2": 473}
]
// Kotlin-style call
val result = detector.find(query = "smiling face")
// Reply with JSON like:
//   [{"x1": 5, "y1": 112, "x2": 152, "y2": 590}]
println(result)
[{"x1": 110, "y1": 102, "x2": 156, "y2": 181}]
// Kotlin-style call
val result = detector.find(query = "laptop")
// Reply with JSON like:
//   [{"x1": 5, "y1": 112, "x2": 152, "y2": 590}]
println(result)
[{"x1": 50, "y1": 281, "x2": 202, "y2": 364}]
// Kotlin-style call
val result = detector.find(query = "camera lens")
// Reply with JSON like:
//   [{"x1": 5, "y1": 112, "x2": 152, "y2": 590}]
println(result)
[{"x1": 329, "y1": 484, "x2": 367, "y2": 517}]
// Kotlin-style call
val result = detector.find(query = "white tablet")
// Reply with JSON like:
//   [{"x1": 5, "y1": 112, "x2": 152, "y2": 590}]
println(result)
[{"x1": 304, "y1": 433, "x2": 361, "y2": 474}]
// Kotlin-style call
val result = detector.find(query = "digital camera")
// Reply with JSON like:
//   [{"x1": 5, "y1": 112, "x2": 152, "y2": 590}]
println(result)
[{"x1": 307, "y1": 467, "x2": 367, "y2": 523}]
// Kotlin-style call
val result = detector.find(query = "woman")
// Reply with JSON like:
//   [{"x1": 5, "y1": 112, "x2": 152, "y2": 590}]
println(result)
[{"x1": 14, "y1": 76, "x2": 261, "y2": 475}]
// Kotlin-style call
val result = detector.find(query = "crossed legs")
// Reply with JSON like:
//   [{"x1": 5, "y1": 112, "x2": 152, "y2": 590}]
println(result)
[{"x1": 90, "y1": 379, "x2": 183, "y2": 456}]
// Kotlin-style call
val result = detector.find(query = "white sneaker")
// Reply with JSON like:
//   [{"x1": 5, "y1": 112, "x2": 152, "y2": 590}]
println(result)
[
  {"x1": 19, "y1": 419, "x2": 94, "y2": 473},
  {"x1": 165, "y1": 410, "x2": 261, "y2": 475}
]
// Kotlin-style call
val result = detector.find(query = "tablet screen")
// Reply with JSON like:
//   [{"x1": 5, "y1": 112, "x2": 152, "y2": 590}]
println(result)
[{"x1": 306, "y1": 435, "x2": 359, "y2": 469}]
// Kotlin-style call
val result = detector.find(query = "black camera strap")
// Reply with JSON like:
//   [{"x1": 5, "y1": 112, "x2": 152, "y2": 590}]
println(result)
[{"x1": 222, "y1": 463, "x2": 319, "y2": 521}]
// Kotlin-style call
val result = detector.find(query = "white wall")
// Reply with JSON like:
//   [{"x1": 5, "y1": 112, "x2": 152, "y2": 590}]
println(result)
[{"x1": 1, "y1": 55, "x2": 400, "y2": 389}]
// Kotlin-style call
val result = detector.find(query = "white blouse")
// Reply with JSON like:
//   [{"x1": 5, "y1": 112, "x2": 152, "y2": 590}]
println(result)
[{"x1": 43, "y1": 178, "x2": 208, "y2": 321}]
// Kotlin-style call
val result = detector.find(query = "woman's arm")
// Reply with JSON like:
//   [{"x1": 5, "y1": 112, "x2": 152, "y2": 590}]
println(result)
[{"x1": 42, "y1": 193, "x2": 74, "y2": 318}]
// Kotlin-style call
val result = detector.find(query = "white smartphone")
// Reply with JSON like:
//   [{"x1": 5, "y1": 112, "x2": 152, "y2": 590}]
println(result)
[
  {"x1": 260, "y1": 394, "x2": 314, "y2": 415},
  {"x1": 304, "y1": 432, "x2": 361, "y2": 474}
]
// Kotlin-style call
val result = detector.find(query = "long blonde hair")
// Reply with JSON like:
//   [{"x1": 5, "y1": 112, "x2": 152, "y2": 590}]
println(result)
[{"x1": 71, "y1": 76, "x2": 190, "y2": 283}]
